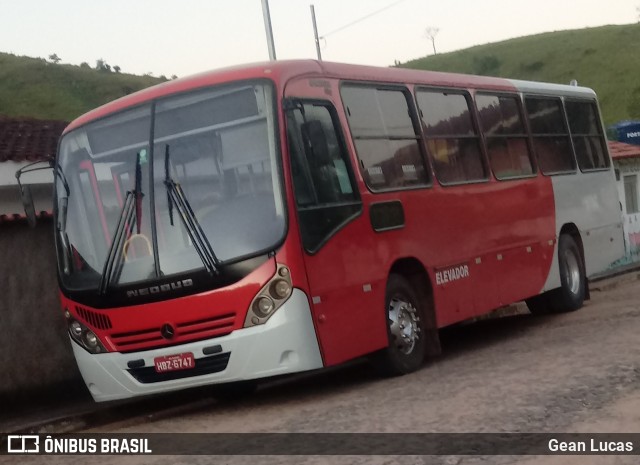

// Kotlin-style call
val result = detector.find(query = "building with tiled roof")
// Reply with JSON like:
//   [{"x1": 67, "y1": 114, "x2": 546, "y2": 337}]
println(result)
[
  {"x1": 0, "y1": 116, "x2": 67, "y2": 162},
  {"x1": 609, "y1": 140, "x2": 640, "y2": 261},
  {"x1": 0, "y1": 117, "x2": 67, "y2": 222}
]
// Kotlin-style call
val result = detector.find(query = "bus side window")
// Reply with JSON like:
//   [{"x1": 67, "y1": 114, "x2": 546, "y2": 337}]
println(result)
[
  {"x1": 416, "y1": 88, "x2": 487, "y2": 185},
  {"x1": 525, "y1": 97, "x2": 576, "y2": 174},
  {"x1": 341, "y1": 85, "x2": 429, "y2": 190},
  {"x1": 564, "y1": 100, "x2": 610, "y2": 171},
  {"x1": 286, "y1": 101, "x2": 361, "y2": 252},
  {"x1": 476, "y1": 93, "x2": 534, "y2": 179}
]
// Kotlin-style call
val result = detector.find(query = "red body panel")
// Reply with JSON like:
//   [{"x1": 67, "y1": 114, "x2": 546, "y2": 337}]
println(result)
[
  {"x1": 282, "y1": 75, "x2": 555, "y2": 365},
  {"x1": 61, "y1": 60, "x2": 557, "y2": 367},
  {"x1": 62, "y1": 259, "x2": 276, "y2": 353}
]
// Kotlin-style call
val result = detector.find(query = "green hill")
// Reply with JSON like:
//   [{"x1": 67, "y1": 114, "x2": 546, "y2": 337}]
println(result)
[
  {"x1": 0, "y1": 52, "x2": 163, "y2": 121},
  {"x1": 402, "y1": 24, "x2": 640, "y2": 126},
  {"x1": 2, "y1": 24, "x2": 639, "y2": 125}
]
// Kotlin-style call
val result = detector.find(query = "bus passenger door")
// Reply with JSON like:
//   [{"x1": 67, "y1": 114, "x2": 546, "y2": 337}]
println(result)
[{"x1": 285, "y1": 99, "x2": 388, "y2": 366}]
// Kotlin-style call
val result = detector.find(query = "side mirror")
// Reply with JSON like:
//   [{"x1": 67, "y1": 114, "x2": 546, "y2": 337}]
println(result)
[
  {"x1": 15, "y1": 159, "x2": 54, "y2": 228},
  {"x1": 19, "y1": 184, "x2": 37, "y2": 228}
]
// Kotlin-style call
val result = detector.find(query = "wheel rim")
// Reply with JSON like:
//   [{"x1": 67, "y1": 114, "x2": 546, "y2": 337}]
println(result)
[
  {"x1": 388, "y1": 297, "x2": 421, "y2": 355},
  {"x1": 563, "y1": 248, "x2": 581, "y2": 295}
]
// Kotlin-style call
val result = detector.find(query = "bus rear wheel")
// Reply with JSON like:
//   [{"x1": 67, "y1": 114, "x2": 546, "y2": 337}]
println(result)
[
  {"x1": 526, "y1": 234, "x2": 585, "y2": 314},
  {"x1": 552, "y1": 234, "x2": 586, "y2": 311},
  {"x1": 371, "y1": 274, "x2": 427, "y2": 376}
]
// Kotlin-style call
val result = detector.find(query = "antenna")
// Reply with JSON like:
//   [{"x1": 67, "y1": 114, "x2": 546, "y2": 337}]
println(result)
[
  {"x1": 311, "y1": 5, "x2": 322, "y2": 60},
  {"x1": 261, "y1": 0, "x2": 277, "y2": 61}
]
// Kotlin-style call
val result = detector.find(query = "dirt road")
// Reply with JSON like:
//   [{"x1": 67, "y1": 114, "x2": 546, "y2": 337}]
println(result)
[{"x1": 8, "y1": 276, "x2": 640, "y2": 465}]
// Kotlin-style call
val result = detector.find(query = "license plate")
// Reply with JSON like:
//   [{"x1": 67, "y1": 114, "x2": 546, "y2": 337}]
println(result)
[{"x1": 154, "y1": 352, "x2": 195, "y2": 373}]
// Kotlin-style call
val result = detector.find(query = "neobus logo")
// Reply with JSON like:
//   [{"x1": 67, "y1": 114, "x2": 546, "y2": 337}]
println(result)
[{"x1": 126, "y1": 279, "x2": 194, "y2": 298}]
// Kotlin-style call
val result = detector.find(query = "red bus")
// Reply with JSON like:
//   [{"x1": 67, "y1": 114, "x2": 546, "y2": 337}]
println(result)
[{"x1": 36, "y1": 60, "x2": 623, "y2": 401}]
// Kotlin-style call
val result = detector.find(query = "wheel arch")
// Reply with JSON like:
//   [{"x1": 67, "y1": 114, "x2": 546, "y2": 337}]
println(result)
[{"x1": 388, "y1": 257, "x2": 441, "y2": 357}]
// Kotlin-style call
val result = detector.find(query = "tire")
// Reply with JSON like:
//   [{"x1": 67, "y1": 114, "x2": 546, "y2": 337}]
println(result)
[
  {"x1": 525, "y1": 292, "x2": 551, "y2": 315},
  {"x1": 211, "y1": 380, "x2": 258, "y2": 401},
  {"x1": 526, "y1": 234, "x2": 585, "y2": 315},
  {"x1": 550, "y1": 234, "x2": 585, "y2": 312},
  {"x1": 370, "y1": 274, "x2": 427, "y2": 376}
]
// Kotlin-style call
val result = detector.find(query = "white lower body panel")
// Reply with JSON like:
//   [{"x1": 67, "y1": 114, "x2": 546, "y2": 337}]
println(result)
[
  {"x1": 543, "y1": 171, "x2": 624, "y2": 292},
  {"x1": 72, "y1": 289, "x2": 323, "y2": 402}
]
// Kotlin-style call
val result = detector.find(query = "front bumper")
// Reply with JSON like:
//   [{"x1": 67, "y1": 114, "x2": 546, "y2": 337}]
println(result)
[{"x1": 71, "y1": 289, "x2": 323, "y2": 402}]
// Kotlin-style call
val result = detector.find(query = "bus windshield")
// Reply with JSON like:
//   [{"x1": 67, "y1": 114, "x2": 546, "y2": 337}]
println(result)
[{"x1": 56, "y1": 81, "x2": 285, "y2": 292}]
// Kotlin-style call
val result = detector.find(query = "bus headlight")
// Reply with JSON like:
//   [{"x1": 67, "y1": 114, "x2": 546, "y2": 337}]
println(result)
[
  {"x1": 67, "y1": 318, "x2": 107, "y2": 354},
  {"x1": 84, "y1": 331, "x2": 98, "y2": 348},
  {"x1": 270, "y1": 279, "x2": 291, "y2": 299},
  {"x1": 70, "y1": 320, "x2": 83, "y2": 338},
  {"x1": 255, "y1": 296, "x2": 275, "y2": 317},
  {"x1": 245, "y1": 264, "x2": 293, "y2": 327}
]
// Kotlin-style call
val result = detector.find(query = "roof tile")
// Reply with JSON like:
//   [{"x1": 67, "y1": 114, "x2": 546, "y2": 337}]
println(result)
[
  {"x1": 609, "y1": 140, "x2": 640, "y2": 160},
  {"x1": 0, "y1": 116, "x2": 68, "y2": 162}
]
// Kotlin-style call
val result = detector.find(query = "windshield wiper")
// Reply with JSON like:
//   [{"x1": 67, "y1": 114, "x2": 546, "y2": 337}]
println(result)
[
  {"x1": 98, "y1": 151, "x2": 144, "y2": 295},
  {"x1": 164, "y1": 144, "x2": 219, "y2": 276}
]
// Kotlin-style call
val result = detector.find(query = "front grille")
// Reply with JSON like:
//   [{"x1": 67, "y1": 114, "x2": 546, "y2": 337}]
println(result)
[
  {"x1": 76, "y1": 306, "x2": 112, "y2": 330},
  {"x1": 110, "y1": 312, "x2": 236, "y2": 352},
  {"x1": 127, "y1": 352, "x2": 231, "y2": 383}
]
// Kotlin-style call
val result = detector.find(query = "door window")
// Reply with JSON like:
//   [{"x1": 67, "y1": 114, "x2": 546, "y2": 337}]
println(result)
[{"x1": 286, "y1": 100, "x2": 361, "y2": 252}]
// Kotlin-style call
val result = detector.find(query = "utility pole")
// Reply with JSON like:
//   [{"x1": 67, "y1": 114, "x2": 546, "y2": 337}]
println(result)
[
  {"x1": 261, "y1": 0, "x2": 277, "y2": 61},
  {"x1": 310, "y1": 4, "x2": 322, "y2": 60}
]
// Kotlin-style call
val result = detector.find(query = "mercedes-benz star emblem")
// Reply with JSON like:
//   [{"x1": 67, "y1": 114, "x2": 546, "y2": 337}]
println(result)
[{"x1": 161, "y1": 323, "x2": 175, "y2": 340}]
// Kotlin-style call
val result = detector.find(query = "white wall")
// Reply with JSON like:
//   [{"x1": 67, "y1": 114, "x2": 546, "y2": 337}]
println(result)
[{"x1": 615, "y1": 158, "x2": 640, "y2": 261}]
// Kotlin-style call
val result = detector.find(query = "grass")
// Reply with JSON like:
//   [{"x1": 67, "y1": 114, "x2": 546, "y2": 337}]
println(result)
[
  {"x1": 402, "y1": 24, "x2": 640, "y2": 126},
  {"x1": 0, "y1": 53, "x2": 162, "y2": 121},
  {"x1": 1, "y1": 24, "x2": 639, "y2": 125}
]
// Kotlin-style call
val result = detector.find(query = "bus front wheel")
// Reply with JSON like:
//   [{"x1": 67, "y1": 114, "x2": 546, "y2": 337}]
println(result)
[
  {"x1": 211, "y1": 380, "x2": 258, "y2": 402},
  {"x1": 371, "y1": 274, "x2": 427, "y2": 376}
]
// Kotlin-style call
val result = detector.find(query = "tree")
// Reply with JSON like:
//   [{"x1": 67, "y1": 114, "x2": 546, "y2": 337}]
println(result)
[
  {"x1": 95, "y1": 58, "x2": 111, "y2": 72},
  {"x1": 171, "y1": 74, "x2": 178, "y2": 80},
  {"x1": 48, "y1": 53, "x2": 61, "y2": 64},
  {"x1": 424, "y1": 27, "x2": 440, "y2": 55},
  {"x1": 79, "y1": 62, "x2": 90, "y2": 69},
  {"x1": 113, "y1": 65, "x2": 121, "y2": 73}
]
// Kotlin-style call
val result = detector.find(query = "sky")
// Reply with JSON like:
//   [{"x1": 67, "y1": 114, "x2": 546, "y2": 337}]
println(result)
[{"x1": 0, "y1": 0, "x2": 638, "y2": 78}]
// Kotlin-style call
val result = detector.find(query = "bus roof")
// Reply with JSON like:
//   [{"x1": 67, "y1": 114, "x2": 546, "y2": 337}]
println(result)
[{"x1": 63, "y1": 59, "x2": 597, "y2": 134}]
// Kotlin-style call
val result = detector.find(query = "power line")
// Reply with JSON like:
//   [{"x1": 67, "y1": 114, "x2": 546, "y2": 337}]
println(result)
[{"x1": 320, "y1": 0, "x2": 410, "y2": 39}]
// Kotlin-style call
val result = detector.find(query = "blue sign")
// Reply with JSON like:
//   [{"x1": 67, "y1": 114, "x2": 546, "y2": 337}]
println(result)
[{"x1": 610, "y1": 121, "x2": 640, "y2": 145}]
